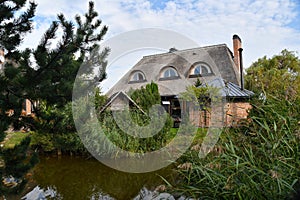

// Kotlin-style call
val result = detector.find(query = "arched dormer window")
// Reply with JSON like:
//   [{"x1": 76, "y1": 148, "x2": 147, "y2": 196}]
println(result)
[
  {"x1": 129, "y1": 71, "x2": 146, "y2": 83},
  {"x1": 189, "y1": 63, "x2": 213, "y2": 78},
  {"x1": 159, "y1": 67, "x2": 179, "y2": 80}
]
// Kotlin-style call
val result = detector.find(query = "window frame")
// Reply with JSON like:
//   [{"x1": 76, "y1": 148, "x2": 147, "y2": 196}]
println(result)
[
  {"x1": 159, "y1": 66, "x2": 180, "y2": 81},
  {"x1": 128, "y1": 71, "x2": 146, "y2": 83},
  {"x1": 189, "y1": 63, "x2": 213, "y2": 78}
]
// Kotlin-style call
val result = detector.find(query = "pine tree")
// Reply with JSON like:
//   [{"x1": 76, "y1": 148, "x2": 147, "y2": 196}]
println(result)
[
  {"x1": 0, "y1": 0, "x2": 37, "y2": 143},
  {"x1": 0, "y1": 0, "x2": 36, "y2": 57},
  {"x1": 194, "y1": 78, "x2": 202, "y2": 87},
  {"x1": 0, "y1": 1, "x2": 109, "y2": 194}
]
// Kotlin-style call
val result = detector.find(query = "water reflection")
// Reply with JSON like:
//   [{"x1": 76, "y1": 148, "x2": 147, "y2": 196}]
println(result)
[
  {"x1": 22, "y1": 186, "x2": 61, "y2": 200},
  {"x1": 25, "y1": 156, "x2": 175, "y2": 200}
]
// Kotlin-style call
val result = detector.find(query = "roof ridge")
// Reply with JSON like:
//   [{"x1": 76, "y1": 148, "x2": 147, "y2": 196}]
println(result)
[{"x1": 142, "y1": 44, "x2": 228, "y2": 59}]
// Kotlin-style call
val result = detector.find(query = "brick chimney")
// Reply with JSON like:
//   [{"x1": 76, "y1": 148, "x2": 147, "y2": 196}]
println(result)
[{"x1": 232, "y1": 34, "x2": 242, "y2": 73}]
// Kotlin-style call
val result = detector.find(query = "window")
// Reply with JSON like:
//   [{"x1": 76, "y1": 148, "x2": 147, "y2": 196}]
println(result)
[
  {"x1": 164, "y1": 68, "x2": 177, "y2": 78},
  {"x1": 132, "y1": 72, "x2": 144, "y2": 81},
  {"x1": 189, "y1": 63, "x2": 212, "y2": 77},
  {"x1": 129, "y1": 71, "x2": 146, "y2": 83},
  {"x1": 160, "y1": 67, "x2": 179, "y2": 80}
]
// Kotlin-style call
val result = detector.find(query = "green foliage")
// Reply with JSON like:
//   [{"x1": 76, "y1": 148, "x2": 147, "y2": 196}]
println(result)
[
  {"x1": 0, "y1": 137, "x2": 39, "y2": 194},
  {"x1": 94, "y1": 87, "x2": 107, "y2": 110},
  {"x1": 0, "y1": 0, "x2": 37, "y2": 54},
  {"x1": 89, "y1": 82, "x2": 174, "y2": 157},
  {"x1": 31, "y1": 131, "x2": 86, "y2": 154},
  {"x1": 0, "y1": 1, "x2": 38, "y2": 194},
  {"x1": 245, "y1": 49, "x2": 300, "y2": 102},
  {"x1": 0, "y1": 1, "x2": 109, "y2": 133},
  {"x1": 3, "y1": 132, "x2": 30, "y2": 149},
  {"x1": 0, "y1": 1, "x2": 109, "y2": 194},
  {"x1": 129, "y1": 82, "x2": 160, "y2": 112},
  {"x1": 0, "y1": 121, "x2": 7, "y2": 142},
  {"x1": 95, "y1": 110, "x2": 173, "y2": 157},
  {"x1": 180, "y1": 84, "x2": 209, "y2": 102},
  {"x1": 30, "y1": 132, "x2": 55, "y2": 152},
  {"x1": 2, "y1": 137, "x2": 38, "y2": 177},
  {"x1": 180, "y1": 83, "x2": 220, "y2": 112},
  {"x1": 36, "y1": 101, "x2": 75, "y2": 134},
  {"x1": 0, "y1": 0, "x2": 36, "y2": 142},
  {"x1": 55, "y1": 132, "x2": 86, "y2": 153},
  {"x1": 173, "y1": 96, "x2": 300, "y2": 199},
  {"x1": 30, "y1": 102, "x2": 86, "y2": 153},
  {"x1": 194, "y1": 78, "x2": 202, "y2": 87}
]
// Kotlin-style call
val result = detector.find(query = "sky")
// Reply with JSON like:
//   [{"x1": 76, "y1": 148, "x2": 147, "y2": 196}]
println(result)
[{"x1": 20, "y1": 0, "x2": 300, "y2": 92}]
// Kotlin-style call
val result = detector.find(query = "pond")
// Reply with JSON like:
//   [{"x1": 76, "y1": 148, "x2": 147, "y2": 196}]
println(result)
[{"x1": 10, "y1": 156, "x2": 177, "y2": 200}]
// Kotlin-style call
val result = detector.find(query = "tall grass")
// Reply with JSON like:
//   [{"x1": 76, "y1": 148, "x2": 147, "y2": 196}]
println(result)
[
  {"x1": 171, "y1": 96, "x2": 300, "y2": 199},
  {"x1": 82, "y1": 109, "x2": 175, "y2": 158}
]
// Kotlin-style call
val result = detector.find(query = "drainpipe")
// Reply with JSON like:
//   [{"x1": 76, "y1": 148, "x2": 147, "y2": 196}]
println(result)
[{"x1": 238, "y1": 48, "x2": 244, "y2": 90}]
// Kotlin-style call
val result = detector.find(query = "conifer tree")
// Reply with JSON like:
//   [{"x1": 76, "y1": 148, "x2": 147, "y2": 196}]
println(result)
[
  {"x1": 0, "y1": 0, "x2": 37, "y2": 145},
  {"x1": 0, "y1": 0, "x2": 109, "y2": 194}
]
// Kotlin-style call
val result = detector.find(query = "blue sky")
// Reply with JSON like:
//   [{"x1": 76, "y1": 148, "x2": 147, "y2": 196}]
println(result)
[
  {"x1": 149, "y1": 0, "x2": 170, "y2": 10},
  {"x1": 21, "y1": 0, "x2": 300, "y2": 92},
  {"x1": 288, "y1": 1, "x2": 300, "y2": 31}
]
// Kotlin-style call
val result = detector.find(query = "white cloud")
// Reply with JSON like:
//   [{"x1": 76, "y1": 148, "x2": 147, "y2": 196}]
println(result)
[{"x1": 20, "y1": 0, "x2": 300, "y2": 92}]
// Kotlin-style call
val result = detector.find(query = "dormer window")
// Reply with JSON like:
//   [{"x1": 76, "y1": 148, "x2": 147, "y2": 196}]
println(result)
[
  {"x1": 132, "y1": 72, "x2": 144, "y2": 81},
  {"x1": 159, "y1": 67, "x2": 180, "y2": 80},
  {"x1": 189, "y1": 63, "x2": 213, "y2": 78},
  {"x1": 129, "y1": 71, "x2": 146, "y2": 83},
  {"x1": 164, "y1": 68, "x2": 177, "y2": 78}
]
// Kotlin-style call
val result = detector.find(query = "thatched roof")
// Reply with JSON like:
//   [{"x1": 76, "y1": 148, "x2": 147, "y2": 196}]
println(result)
[{"x1": 107, "y1": 44, "x2": 240, "y2": 97}]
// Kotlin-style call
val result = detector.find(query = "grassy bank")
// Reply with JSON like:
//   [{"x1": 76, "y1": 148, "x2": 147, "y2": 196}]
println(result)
[{"x1": 2, "y1": 132, "x2": 31, "y2": 149}]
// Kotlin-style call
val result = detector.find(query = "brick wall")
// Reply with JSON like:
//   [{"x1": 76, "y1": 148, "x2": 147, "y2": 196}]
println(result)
[
  {"x1": 224, "y1": 102, "x2": 252, "y2": 126},
  {"x1": 189, "y1": 101, "x2": 252, "y2": 127},
  {"x1": 21, "y1": 99, "x2": 32, "y2": 116}
]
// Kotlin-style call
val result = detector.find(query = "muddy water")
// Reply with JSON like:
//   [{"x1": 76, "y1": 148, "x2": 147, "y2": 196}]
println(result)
[{"x1": 19, "y1": 156, "x2": 177, "y2": 200}]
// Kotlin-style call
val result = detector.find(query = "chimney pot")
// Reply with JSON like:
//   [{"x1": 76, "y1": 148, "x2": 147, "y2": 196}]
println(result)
[{"x1": 233, "y1": 34, "x2": 241, "y2": 42}]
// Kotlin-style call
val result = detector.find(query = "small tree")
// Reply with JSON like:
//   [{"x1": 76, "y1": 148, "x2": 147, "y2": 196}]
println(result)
[
  {"x1": 180, "y1": 80, "x2": 218, "y2": 111},
  {"x1": 129, "y1": 81, "x2": 161, "y2": 112},
  {"x1": 194, "y1": 78, "x2": 202, "y2": 87},
  {"x1": 95, "y1": 87, "x2": 107, "y2": 110}
]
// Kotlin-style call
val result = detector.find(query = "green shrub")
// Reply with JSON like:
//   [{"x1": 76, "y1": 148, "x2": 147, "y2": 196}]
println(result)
[
  {"x1": 31, "y1": 132, "x2": 56, "y2": 152},
  {"x1": 31, "y1": 131, "x2": 86, "y2": 154},
  {"x1": 98, "y1": 110, "x2": 174, "y2": 156}
]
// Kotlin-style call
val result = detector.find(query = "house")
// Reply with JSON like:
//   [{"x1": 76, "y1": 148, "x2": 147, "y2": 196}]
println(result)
[
  {"x1": 105, "y1": 35, "x2": 254, "y2": 127},
  {"x1": 99, "y1": 91, "x2": 146, "y2": 115}
]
